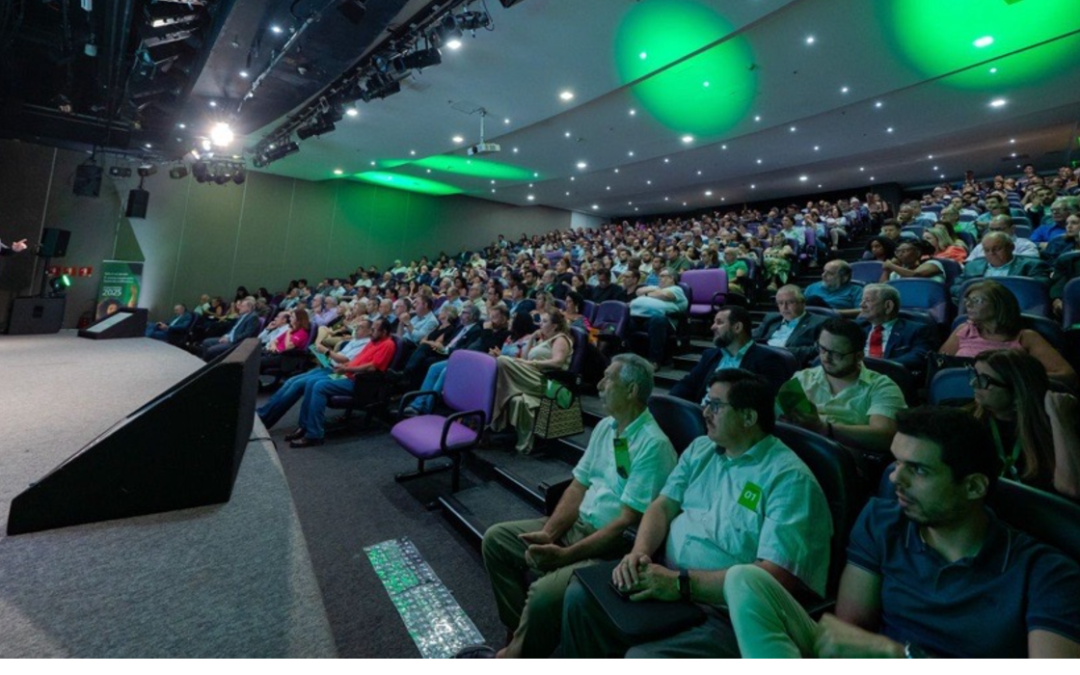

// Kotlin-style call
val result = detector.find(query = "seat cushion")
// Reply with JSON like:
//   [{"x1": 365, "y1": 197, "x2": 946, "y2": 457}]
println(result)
[{"x1": 391, "y1": 415, "x2": 480, "y2": 459}]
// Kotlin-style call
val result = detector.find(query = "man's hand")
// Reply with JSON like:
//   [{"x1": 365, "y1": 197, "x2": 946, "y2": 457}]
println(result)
[
  {"x1": 524, "y1": 543, "x2": 566, "y2": 571},
  {"x1": 518, "y1": 530, "x2": 553, "y2": 546},
  {"x1": 12, "y1": 238, "x2": 28, "y2": 252},
  {"x1": 612, "y1": 552, "x2": 651, "y2": 590},
  {"x1": 333, "y1": 364, "x2": 348, "y2": 375},
  {"x1": 813, "y1": 614, "x2": 903, "y2": 658},
  {"x1": 628, "y1": 563, "x2": 679, "y2": 602}
]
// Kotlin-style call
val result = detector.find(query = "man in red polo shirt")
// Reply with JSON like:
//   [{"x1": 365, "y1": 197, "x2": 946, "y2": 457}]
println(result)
[{"x1": 289, "y1": 317, "x2": 396, "y2": 447}]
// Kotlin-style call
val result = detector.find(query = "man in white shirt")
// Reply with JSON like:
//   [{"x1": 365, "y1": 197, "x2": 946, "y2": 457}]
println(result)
[
  {"x1": 482, "y1": 354, "x2": 678, "y2": 658},
  {"x1": 967, "y1": 214, "x2": 1039, "y2": 260}
]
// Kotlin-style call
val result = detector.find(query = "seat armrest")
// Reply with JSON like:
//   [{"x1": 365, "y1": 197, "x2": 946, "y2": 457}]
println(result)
[
  {"x1": 397, "y1": 389, "x2": 441, "y2": 416},
  {"x1": 442, "y1": 409, "x2": 486, "y2": 450}
]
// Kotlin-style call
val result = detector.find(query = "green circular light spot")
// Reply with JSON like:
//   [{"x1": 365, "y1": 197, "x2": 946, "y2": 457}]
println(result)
[
  {"x1": 615, "y1": 0, "x2": 756, "y2": 136},
  {"x1": 883, "y1": 0, "x2": 1080, "y2": 89}
]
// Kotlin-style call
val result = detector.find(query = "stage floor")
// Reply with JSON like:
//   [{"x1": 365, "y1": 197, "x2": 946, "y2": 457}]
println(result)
[{"x1": 0, "y1": 331, "x2": 336, "y2": 657}]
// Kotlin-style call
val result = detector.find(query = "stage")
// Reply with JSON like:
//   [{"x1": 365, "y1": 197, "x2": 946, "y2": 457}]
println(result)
[{"x1": 0, "y1": 332, "x2": 336, "y2": 657}]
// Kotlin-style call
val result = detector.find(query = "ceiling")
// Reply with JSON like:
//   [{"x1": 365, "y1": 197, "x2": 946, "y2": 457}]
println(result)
[{"x1": 4, "y1": 0, "x2": 1080, "y2": 219}]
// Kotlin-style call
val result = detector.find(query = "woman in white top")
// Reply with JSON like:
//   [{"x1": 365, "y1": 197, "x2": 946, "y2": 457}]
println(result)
[{"x1": 879, "y1": 238, "x2": 945, "y2": 283}]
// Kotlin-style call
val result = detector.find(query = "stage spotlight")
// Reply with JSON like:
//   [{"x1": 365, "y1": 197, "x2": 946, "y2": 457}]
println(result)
[
  {"x1": 458, "y1": 11, "x2": 490, "y2": 31},
  {"x1": 233, "y1": 168, "x2": 246, "y2": 185},
  {"x1": 297, "y1": 115, "x2": 336, "y2": 140},
  {"x1": 436, "y1": 13, "x2": 463, "y2": 46},
  {"x1": 210, "y1": 122, "x2": 234, "y2": 147},
  {"x1": 49, "y1": 274, "x2": 72, "y2": 297},
  {"x1": 109, "y1": 166, "x2": 133, "y2": 178},
  {"x1": 402, "y1": 47, "x2": 441, "y2": 70},
  {"x1": 192, "y1": 161, "x2": 209, "y2": 181}
]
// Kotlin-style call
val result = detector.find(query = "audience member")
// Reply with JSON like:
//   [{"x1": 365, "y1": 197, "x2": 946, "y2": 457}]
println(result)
[
  {"x1": 880, "y1": 239, "x2": 945, "y2": 283},
  {"x1": 629, "y1": 270, "x2": 688, "y2": 368},
  {"x1": 723, "y1": 406, "x2": 1080, "y2": 658},
  {"x1": 752, "y1": 285, "x2": 828, "y2": 366},
  {"x1": 200, "y1": 297, "x2": 259, "y2": 360},
  {"x1": 561, "y1": 369, "x2": 831, "y2": 658},
  {"x1": 856, "y1": 284, "x2": 938, "y2": 370},
  {"x1": 145, "y1": 303, "x2": 193, "y2": 342},
  {"x1": 804, "y1": 260, "x2": 863, "y2": 316},
  {"x1": 967, "y1": 214, "x2": 1038, "y2": 260}
]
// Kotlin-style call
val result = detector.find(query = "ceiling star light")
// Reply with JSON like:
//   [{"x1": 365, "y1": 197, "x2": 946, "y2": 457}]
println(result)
[
  {"x1": 805, "y1": 35, "x2": 815, "y2": 45},
  {"x1": 452, "y1": 135, "x2": 464, "y2": 143},
  {"x1": 989, "y1": 98, "x2": 1007, "y2": 108},
  {"x1": 990, "y1": 67, "x2": 998, "y2": 74},
  {"x1": 559, "y1": 90, "x2": 574, "y2": 101},
  {"x1": 756, "y1": 158, "x2": 762, "y2": 164},
  {"x1": 813, "y1": 145, "x2": 820, "y2": 151},
  {"x1": 704, "y1": 190, "x2": 713, "y2": 196},
  {"x1": 629, "y1": 109, "x2": 637, "y2": 116},
  {"x1": 799, "y1": 175, "x2": 808, "y2": 181},
  {"x1": 1009, "y1": 138, "x2": 1016, "y2": 144},
  {"x1": 874, "y1": 101, "x2": 883, "y2": 108},
  {"x1": 639, "y1": 51, "x2": 647, "y2": 59},
  {"x1": 271, "y1": 25, "x2": 283, "y2": 34},
  {"x1": 681, "y1": 135, "x2": 694, "y2": 143},
  {"x1": 886, "y1": 127, "x2": 894, "y2": 133},
  {"x1": 504, "y1": 118, "x2": 510, "y2": 124},
  {"x1": 973, "y1": 36, "x2": 994, "y2": 48},
  {"x1": 564, "y1": 131, "x2": 571, "y2": 138},
  {"x1": 663, "y1": 158, "x2": 670, "y2": 163},
  {"x1": 239, "y1": 70, "x2": 249, "y2": 78},
  {"x1": 628, "y1": 151, "x2": 635, "y2": 156},
  {"x1": 933, "y1": 165, "x2": 939, "y2": 170},
  {"x1": 754, "y1": 115, "x2": 761, "y2": 122},
  {"x1": 789, "y1": 126, "x2": 796, "y2": 132},
  {"x1": 750, "y1": 184, "x2": 756, "y2": 189},
  {"x1": 527, "y1": 195, "x2": 535, "y2": 201},
  {"x1": 576, "y1": 161, "x2": 588, "y2": 169},
  {"x1": 592, "y1": 205, "x2": 599, "y2": 210},
  {"x1": 840, "y1": 86, "x2": 849, "y2": 94}
]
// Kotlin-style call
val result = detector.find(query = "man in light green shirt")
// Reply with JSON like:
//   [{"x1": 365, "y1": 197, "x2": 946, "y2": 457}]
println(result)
[
  {"x1": 562, "y1": 368, "x2": 832, "y2": 658},
  {"x1": 785, "y1": 318, "x2": 906, "y2": 454},
  {"x1": 481, "y1": 353, "x2": 677, "y2": 658}
]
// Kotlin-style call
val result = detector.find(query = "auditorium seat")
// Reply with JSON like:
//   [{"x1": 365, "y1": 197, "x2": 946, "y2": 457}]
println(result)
[{"x1": 392, "y1": 350, "x2": 498, "y2": 492}]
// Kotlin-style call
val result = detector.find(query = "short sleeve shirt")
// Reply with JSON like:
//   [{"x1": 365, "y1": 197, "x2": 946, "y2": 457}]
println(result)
[
  {"x1": 795, "y1": 365, "x2": 906, "y2": 426},
  {"x1": 805, "y1": 281, "x2": 865, "y2": 310}
]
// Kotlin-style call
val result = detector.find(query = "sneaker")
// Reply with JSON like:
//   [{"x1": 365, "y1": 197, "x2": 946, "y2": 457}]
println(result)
[{"x1": 401, "y1": 406, "x2": 420, "y2": 418}]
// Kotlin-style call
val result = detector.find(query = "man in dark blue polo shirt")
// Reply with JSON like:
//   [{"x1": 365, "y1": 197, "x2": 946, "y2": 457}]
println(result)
[{"x1": 722, "y1": 406, "x2": 1080, "y2": 658}]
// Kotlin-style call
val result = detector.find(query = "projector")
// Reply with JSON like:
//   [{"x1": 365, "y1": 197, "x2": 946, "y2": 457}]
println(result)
[{"x1": 467, "y1": 142, "x2": 501, "y2": 156}]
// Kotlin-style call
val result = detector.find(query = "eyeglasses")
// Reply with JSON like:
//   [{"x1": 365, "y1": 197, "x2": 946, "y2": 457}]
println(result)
[
  {"x1": 967, "y1": 367, "x2": 1010, "y2": 391},
  {"x1": 700, "y1": 396, "x2": 733, "y2": 415},
  {"x1": 816, "y1": 343, "x2": 857, "y2": 359},
  {"x1": 963, "y1": 295, "x2": 989, "y2": 306}
]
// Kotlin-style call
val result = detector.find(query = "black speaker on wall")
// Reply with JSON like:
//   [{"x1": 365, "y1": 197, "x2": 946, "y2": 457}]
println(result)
[
  {"x1": 73, "y1": 163, "x2": 103, "y2": 197},
  {"x1": 126, "y1": 188, "x2": 150, "y2": 219},
  {"x1": 6, "y1": 339, "x2": 261, "y2": 535},
  {"x1": 39, "y1": 228, "x2": 71, "y2": 258}
]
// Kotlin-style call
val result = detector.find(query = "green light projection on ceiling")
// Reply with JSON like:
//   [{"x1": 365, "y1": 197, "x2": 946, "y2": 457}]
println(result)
[
  {"x1": 883, "y1": 0, "x2": 1080, "y2": 89},
  {"x1": 614, "y1": 0, "x2": 756, "y2": 136},
  {"x1": 353, "y1": 171, "x2": 463, "y2": 196},
  {"x1": 406, "y1": 155, "x2": 537, "y2": 181}
]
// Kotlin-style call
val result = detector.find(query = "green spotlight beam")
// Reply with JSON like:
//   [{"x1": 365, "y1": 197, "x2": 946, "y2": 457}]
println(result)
[
  {"x1": 614, "y1": 0, "x2": 757, "y2": 136},
  {"x1": 353, "y1": 171, "x2": 464, "y2": 196},
  {"x1": 883, "y1": 0, "x2": 1080, "y2": 89}
]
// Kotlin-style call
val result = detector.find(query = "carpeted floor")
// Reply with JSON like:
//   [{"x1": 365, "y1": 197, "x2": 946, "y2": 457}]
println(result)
[
  {"x1": 0, "y1": 332, "x2": 335, "y2": 658},
  {"x1": 262, "y1": 405, "x2": 507, "y2": 658}
]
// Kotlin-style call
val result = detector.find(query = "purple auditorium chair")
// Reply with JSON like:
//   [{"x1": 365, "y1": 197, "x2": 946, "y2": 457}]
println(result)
[
  {"x1": 959, "y1": 276, "x2": 1052, "y2": 318},
  {"x1": 680, "y1": 269, "x2": 726, "y2": 320},
  {"x1": 850, "y1": 261, "x2": 883, "y2": 285},
  {"x1": 888, "y1": 278, "x2": 951, "y2": 326},
  {"x1": 583, "y1": 300, "x2": 597, "y2": 324},
  {"x1": 391, "y1": 351, "x2": 498, "y2": 492},
  {"x1": 593, "y1": 300, "x2": 630, "y2": 343},
  {"x1": 326, "y1": 335, "x2": 410, "y2": 426}
]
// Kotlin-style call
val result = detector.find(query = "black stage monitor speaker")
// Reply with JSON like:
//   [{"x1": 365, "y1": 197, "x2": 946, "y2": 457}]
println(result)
[
  {"x1": 73, "y1": 163, "x2": 103, "y2": 197},
  {"x1": 78, "y1": 307, "x2": 148, "y2": 339},
  {"x1": 7, "y1": 296, "x2": 66, "y2": 334},
  {"x1": 126, "y1": 188, "x2": 150, "y2": 219},
  {"x1": 7, "y1": 339, "x2": 261, "y2": 535},
  {"x1": 39, "y1": 228, "x2": 71, "y2": 258}
]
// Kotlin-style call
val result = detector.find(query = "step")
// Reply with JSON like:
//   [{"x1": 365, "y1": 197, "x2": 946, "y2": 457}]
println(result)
[
  {"x1": 672, "y1": 353, "x2": 702, "y2": 372},
  {"x1": 438, "y1": 481, "x2": 546, "y2": 547}
]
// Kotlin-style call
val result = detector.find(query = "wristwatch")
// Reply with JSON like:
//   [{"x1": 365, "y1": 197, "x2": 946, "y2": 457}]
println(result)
[{"x1": 678, "y1": 569, "x2": 691, "y2": 602}]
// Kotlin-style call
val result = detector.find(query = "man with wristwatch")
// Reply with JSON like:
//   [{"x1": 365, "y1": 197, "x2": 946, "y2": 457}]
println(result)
[
  {"x1": 561, "y1": 369, "x2": 832, "y2": 658},
  {"x1": 723, "y1": 406, "x2": 1080, "y2": 658}
]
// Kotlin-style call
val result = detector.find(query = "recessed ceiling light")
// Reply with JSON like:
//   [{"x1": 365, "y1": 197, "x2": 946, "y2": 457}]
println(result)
[
  {"x1": 426, "y1": 169, "x2": 431, "y2": 173},
  {"x1": 681, "y1": 135, "x2": 694, "y2": 143},
  {"x1": 859, "y1": 167, "x2": 865, "y2": 172},
  {"x1": 527, "y1": 195, "x2": 535, "y2": 201},
  {"x1": 664, "y1": 197, "x2": 669, "y2": 201},
  {"x1": 933, "y1": 166, "x2": 939, "y2": 170},
  {"x1": 529, "y1": 183, "x2": 534, "y2": 188},
  {"x1": 789, "y1": 126, "x2": 797, "y2": 133},
  {"x1": 606, "y1": 186, "x2": 611, "y2": 190},
  {"x1": 721, "y1": 144, "x2": 727, "y2": 150},
  {"x1": 559, "y1": 90, "x2": 574, "y2": 101},
  {"x1": 813, "y1": 145, "x2": 820, "y2": 151},
  {"x1": 627, "y1": 201, "x2": 633, "y2": 205},
  {"x1": 697, "y1": 170, "x2": 702, "y2": 175},
  {"x1": 940, "y1": 174, "x2": 946, "y2": 179},
  {"x1": 702, "y1": 81, "x2": 710, "y2": 88},
  {"x1": 333, "y1": 169, "x2": 343, "y2": 175},
  {"x1": 371, "y1": 161, "x2": 376, "y2": 166},
  {"x1": 634, "y1": 208, "x2": 639, "y2": 212},
  {"x1": 1009, "y1": 138, "x2": 1016, "y2": 144},
  {"x1": 989, "y1": 67, "x2": 998, "y2": 74},
  {"x1": 646, "y1": 180, "x2": 652, "y2": 185},
  {"x1": 209, "y1": 100, "x2": 217, "y2": 107},
  {"x1": 504, "y1": 118, "x2": 510, "y2": 125},
  {"x1": 410, "y1": 150, "x2": 417, "y2": 156},
  {"x1": 145, "y1": 143, "x2": 152, "y2": 149},
  {"x1": 564, "y1": 131, "x2": 571, "y2": 138},
  {"x1": 513, "y1": 147, "x2": 519, "y2": 153},
  {"x1": 629, "y1": 109, "x2": 636, "y2": 116},
  {"x1": 177, "y1": 123, "x2": 186, "y2": 129},
  {"x1": 989, "y1": 98, "x2": 1007, "y2": 108},
  {"x1": 840, "y1": 86, "x2": 849, "y2": 94},
  {"x1": 874, "y1": 101, "x2": 883, "y2": 108},
  {"x1": 799, "y1": 175, "x2": 808, "y2": 182},
  {"x1": 756, "y1": 159, "x2": 763, "y2": 164},
  {"x1": 570, "y1": 177, "x2": 575, "y2": 181},
  {"x1": 720, "y1": 197, "x2": 725, "y2": 202},
  {"x1": 750, "y1": 184, "x2": 756, "y2": 189},
  {"x1": 817, "y1": 184, "x2": 822, "y2": 189},
  {"x1": 1011, "y1": 152, "x2": 1017, "y2": 158},
  {"x1": 270, "y1": 25, "x2": 283, "y2": 34},
  {"x1": 491, "y1": 189, "x2": 496, "y2": 193},
  {"x1": 664, "y1": 158, "x2": 670, "y2": 163},
  {"x1": 705, "y1": 190, "x2": 713, "y2": 196},
  {"x1": 628, "y1": 151, "x2": 635, "y2": 157},
  {"x1": 592, "y1": 205, "x2": 599, "y2": 210},
  {"x1": 754, "y1": 115, "x2": 761, "y2": 122},
  {"x1": 974, "y1": 36, "x2": 994, "y2": 48},
  {"x1": 928, "y1": 154, "x2": 934, "y2": 159},
  {"x1": 805, "y1": 35, "x2": 815, "y2": 45},
  {"x1": 452, "y1": 135, "x2": 464, "y2": 143},
  {"x1": 639, "y1": 52, "x2": 647, "y2": 60},
  {"x1": 886, "y1": 127, "x2": 894, "y2": 133},
  {"x1": 566, "y1": 191, "x2": 570, "y2": 196},
  {"x1": 614, "y1": 168, "x2": 619, "y2": 173},
  {"x1": 576, "y1": 161, "x2": 587, "y2": 169},
  {"x1": 870, "y1": 176, "x2": 876, "y2": 181},
  {"x1": 239, "y1": 70, "x2": 249, "y2": 78}
]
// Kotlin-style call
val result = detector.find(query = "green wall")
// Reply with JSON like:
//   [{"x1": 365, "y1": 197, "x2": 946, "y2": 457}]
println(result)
[{"x1": 0, "y1": 140, "x2": 577, "y2": 327}]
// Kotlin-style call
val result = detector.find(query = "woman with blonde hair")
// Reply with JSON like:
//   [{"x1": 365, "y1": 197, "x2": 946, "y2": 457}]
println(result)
[{"x1": 923, "y1": 224, "x2": 968, "y2": 264}]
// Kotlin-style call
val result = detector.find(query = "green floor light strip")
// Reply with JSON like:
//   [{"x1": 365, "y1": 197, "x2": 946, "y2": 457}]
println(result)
[{"x1": 365, "y1": 537, "x2": 484, "y2": 658}]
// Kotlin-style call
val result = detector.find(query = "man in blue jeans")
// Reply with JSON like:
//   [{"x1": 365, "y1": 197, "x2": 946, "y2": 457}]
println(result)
[
  {"x1": 256, "y1": 318, "x2": 372, "y2": 429},
  {"x1": 287, "y1": 317, "x2": 396, "y2": 447}
]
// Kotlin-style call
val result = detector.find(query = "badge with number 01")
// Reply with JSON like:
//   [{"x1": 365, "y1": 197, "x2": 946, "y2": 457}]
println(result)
[
  {"x1": 613, "y1": 438, "x2": 631, "y2": 479},
  {"x1": 737, "y1": 483, "x2": 763, "y2": 511}
]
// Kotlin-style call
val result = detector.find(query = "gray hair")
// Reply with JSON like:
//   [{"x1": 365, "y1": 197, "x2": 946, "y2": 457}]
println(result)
[
  {"x1": 863, "y1": 283, "x2": 900, "y2": 315},
  {"x1": 611, "y1": 353, "x2": 655, "y2": 404},
  {"x1": 459, "y1": 304, "x2": 479, "y2": 323}
]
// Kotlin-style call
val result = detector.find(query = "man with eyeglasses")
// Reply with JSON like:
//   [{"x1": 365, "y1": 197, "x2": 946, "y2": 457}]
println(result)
[
  {"x1": 1031, "y1": 197, "x2": 1079, "y2": 247},
  {"x1": 561, "y1": 368, "x2": 831, "y2": 658},
  {"x1": 723, "y1": 406, "x2": 1080, "y2": 658},
  {"x1": 967, "y1": 214, "x2": 1039, "y2": 260},
  {"x1": 782, "y1": 318, "x2": 906, "y2": 455},
  {"x1": 753, "y1": 285, "x2": 828, "y2": 367},
  {"x1": 480, "y1": 354, "x2": 677, "y2": 658}
]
